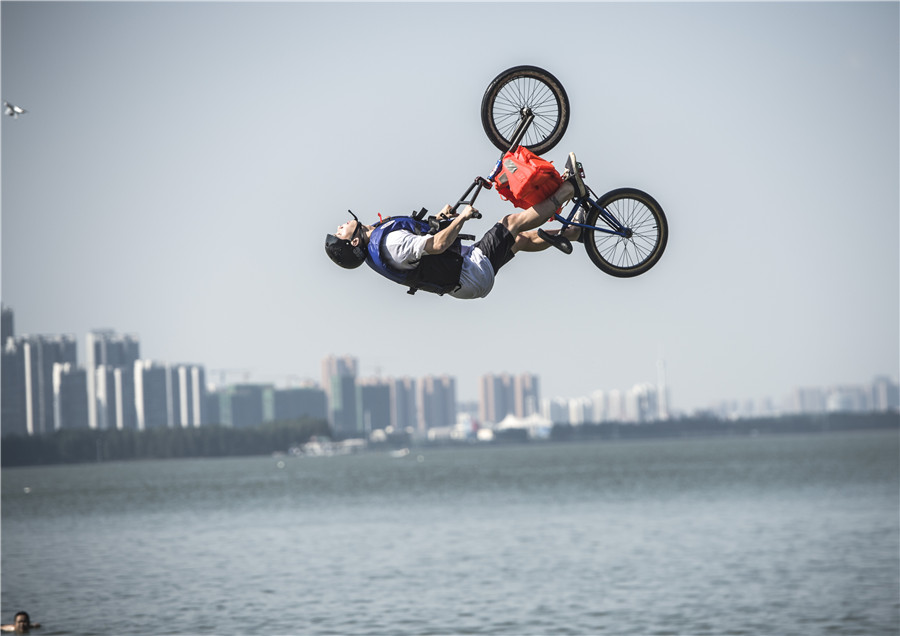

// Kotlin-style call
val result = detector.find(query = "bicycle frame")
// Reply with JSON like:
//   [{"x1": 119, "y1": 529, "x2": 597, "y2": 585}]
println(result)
[
  {"x1": 452, "y1": 109, "x2": 535, "y2": 215},
  {"x1": 555, "y1": 197, "x2": 633, "y2": 239}
]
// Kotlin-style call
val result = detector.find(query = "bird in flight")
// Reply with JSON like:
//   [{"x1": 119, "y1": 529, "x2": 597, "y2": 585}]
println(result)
[{"x1": 4, "y1": 101, "x2": 27, "y2": 118}]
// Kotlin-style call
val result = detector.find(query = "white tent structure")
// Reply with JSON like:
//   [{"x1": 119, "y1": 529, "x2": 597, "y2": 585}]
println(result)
[{"x1": 494, "y1": 412, "x2": 554, "y2": 439}]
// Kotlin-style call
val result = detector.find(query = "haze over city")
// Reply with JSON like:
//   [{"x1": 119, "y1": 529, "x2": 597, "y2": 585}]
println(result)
[{"x1": 2, "y1": 2, "x2": 897, "y2": 413}]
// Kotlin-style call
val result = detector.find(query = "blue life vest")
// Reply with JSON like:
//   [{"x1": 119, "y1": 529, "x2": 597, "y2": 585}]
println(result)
[{"x1": 365, "y1": 217, "x2": 463, "y2": 295}]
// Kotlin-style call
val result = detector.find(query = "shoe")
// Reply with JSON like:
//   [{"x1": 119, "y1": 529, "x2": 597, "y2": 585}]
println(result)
[
  {"x1": 538, "y1": 228, "x2": 573, "y2": 255},
  {"x1": 565, "y1": 152, "x2": 587, "y2": 200}
]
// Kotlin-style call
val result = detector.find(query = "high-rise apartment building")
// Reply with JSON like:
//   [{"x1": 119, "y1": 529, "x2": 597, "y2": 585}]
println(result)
[
  {"x1": 567, "y1": 396, "x2": 592, "y2": 425},
  {"x1": 357, "y1": 378, "x2": 392, "y2": 432},
  {"x1": 330, "y1": 374, "x2": 358, "y2": 435},
  {"x1": 96, "y1": 366, "x2": 125, "y2": 431},
  {"x1": 0, "y1": 309, "x2": 77, "y2": 435},
  {"x1": 790, "y1": 387, "x2": 827, "y2": 415},
  {"x1": 52, "y1": 363, "x2": 89, "y2": 430},
  {"x1": 514, "y1": 373, "x2": 540, "y2": 418},
  {"x1": 2, "y1": 337, "x2": 27, "y2": 436},
  {"x1": 418, "y1": 375, "x2": 456, "y2": 430},
  {"x1": 871, "y1": 376, "x2": 900, "y2": 412},
  {"x1": 22, "y1": 335, "x2": 78, "y2": 435},
  {"x1": 321, "y1": 355, "x2": 358, "y2": 436},
  {"x1": 218, "y1": 384, "x2": 270, "y2": 428},
  {"x1": 824, "y1": 385, "x2": 870, "y2": 413},
  {"x1": 479, "y1": 373, "x2": 514, "y2": 425},
  {"x1": 134, "y1": 360, "x2": 171, "y2": 430},
  {"x1": 174, "y1": 364, "x2": 207, "y2": 427},
  {"x1": 590, "y1": 390, "x2": 608, "y2": 423},
  {"x1": 205, "y1": 391, "x2": 221, "y2": 426},
  {"x1": 627, "y1": 383, "x2": 660, "y2": 423},
  {"x1": 391, "y1": 377, "x2": 417, "y2": 431},
  {"x1": 606, "y1": 389, "x2": 625, "y2": 422},
  {"x1": 656, "y1": 358, "x2": 670, "y2": 421},
  {"x1": 264, "y1": 385, "x2": 328, "y2": 423},
  {"x1": 113, "y1": 366, "x2": 138, "y2": 429},
  {"x1": 86, "y1": 330, "x2": 139, "y2": 429},
  {"x1": 2, "y1": 306, "x2": 14, "y2": 343},
  {"x1": 321, "y1": 355, "x2": 358, "y2": 393},
  {"x1": 543, "y1": 397, "x2": 571, "y2": 424}
]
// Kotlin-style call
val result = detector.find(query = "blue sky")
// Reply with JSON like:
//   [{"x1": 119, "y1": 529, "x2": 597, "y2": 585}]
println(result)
[{"x1": 2, "y1": 2, "x2": 898, "y2": 411}]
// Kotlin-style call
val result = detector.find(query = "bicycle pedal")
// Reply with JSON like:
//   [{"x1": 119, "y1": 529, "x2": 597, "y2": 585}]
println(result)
[{"x1": 538, "y1": 229, "x2": 573, "y2": 255}]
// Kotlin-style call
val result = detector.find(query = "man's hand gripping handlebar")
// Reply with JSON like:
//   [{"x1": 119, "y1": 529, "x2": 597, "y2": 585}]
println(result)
[
  {"x1": 437, "y1": 204, "x2": 480, "y2": 222},
  {"x1": 425, "y1": 204, "x2": 480, "y2": 254}
]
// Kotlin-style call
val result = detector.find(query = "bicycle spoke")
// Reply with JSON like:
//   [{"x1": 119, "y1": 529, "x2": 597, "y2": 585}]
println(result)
[
  {"x1": 589, "y1": 197, "x2": 661, "y2": 270},
  {"x1": 483, "y1": 66, "x2": 569, "y2": 155},
  {"x1": 527, "y1": 118, "x2": 554, "y2": 147},
  {"x1": 577, "y1": 187, "x2": 667, "y2": 277},
  {"x1": 492, "y1": 76, "x2": 561, "y2": 147}
]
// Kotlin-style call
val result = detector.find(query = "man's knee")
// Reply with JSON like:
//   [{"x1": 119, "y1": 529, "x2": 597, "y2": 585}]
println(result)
[
  {"x1": 500, "y1": 213, "x2": 523, "y2": 235},
  {"x1": 512, "y1": 231, "x2": 535, "y2": 253}
]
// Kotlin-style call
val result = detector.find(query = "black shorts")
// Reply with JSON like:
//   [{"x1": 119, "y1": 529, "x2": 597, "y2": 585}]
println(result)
[{"x1": 474, "y1": 223, "x2": 516, "y2": 274}]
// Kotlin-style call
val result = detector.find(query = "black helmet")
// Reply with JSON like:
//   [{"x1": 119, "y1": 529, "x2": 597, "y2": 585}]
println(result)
[{"x1": 324, "y1": 211, "x2": 367, "y2": 269}]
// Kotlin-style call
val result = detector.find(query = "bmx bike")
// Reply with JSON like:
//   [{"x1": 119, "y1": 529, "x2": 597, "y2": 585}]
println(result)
[{"x1": 454, "y1": 65, "x2": 668, "y2": 278}]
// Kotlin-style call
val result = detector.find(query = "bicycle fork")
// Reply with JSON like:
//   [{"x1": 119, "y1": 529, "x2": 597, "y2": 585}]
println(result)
[{"x1": 453, "y1": 108, "x2": 536, "y2": 216}]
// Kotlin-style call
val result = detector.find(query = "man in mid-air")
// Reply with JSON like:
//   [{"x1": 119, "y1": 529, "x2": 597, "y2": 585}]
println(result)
[{"x1": 324, "y1": 153, "x2": 586, "y2": 299}]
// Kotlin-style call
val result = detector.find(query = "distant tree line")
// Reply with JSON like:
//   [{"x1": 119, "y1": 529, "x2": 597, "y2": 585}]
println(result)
[
  {"x1": 3, "y1": 412, "x2": 896, "y2": 467},
  {"x1": 1, "y1": 418, "x2": 331, "y2": 468},
  {"x1": 549, "y1": 411, "x2": 899, "y2": 443}
]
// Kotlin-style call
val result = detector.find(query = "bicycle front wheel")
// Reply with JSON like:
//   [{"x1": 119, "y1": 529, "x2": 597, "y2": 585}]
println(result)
[
  {"x1": 583, "y1": 188, "x2": 668, "y2": 277},
  {"x1": 481, "y1": 66, "x2": 570, "y2": 156}
]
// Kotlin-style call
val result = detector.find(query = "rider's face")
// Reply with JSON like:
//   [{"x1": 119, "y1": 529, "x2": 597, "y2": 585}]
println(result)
[{"x1": 334, "y1": 220, "x2": 359, "y2": 241}]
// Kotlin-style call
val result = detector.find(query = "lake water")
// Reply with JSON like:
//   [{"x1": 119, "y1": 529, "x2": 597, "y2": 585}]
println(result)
[{"x1": 2, "y1": 430, "x2": 898, "y2": 635}]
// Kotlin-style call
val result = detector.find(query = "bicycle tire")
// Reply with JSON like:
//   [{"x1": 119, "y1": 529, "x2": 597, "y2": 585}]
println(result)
[
  {"x1": 481, "y1": 66, "x2": 570, "y2": 156},
  {"x1": 583, "y1": 188, "x2": 668, "y2": 277}
]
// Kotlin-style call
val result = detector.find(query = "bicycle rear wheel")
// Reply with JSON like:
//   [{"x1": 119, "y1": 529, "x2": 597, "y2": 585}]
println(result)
[
  {"x1": 481, "y1": 66, "x2": 570, "y2": 156},
  {"x1": 583, "y1": 188, "x2": 668, "y2": 277}
]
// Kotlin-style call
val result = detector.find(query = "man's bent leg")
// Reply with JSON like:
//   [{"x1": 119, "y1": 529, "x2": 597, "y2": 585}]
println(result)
[
  {"x1": 473, "y1": 223, "x2": 518, "y2": 274},
  {"x1": 511, "y1": 229, "x2": 555, "y2": 253},
  {"x1": 500, "y1": 181, "x2": 575, "y2": 237},
  {"x1": 514, "y1": 226, "x2": 586, "y2": 254}
]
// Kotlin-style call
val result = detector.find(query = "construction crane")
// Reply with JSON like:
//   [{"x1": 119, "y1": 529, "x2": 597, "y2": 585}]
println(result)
[{"x1": 209, "y1": 368, "x2": 251, "y2": 388}]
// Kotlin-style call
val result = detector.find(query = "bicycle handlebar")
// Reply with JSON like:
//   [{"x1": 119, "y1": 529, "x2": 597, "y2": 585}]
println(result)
[
  {"x1": 450, "y1": 109, "x2": 536, "y2": 222},
  {"x1": 451, "y1": 176, "x2": 492, "y2": 218},
  {"x1": 451, "y1": 108, "x2": 537, "y2": 219}
]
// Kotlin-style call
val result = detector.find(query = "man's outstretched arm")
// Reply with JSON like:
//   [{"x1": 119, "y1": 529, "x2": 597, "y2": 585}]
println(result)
[{"x1": 424, "y1": 205, "x2": 478, "y2": 255}]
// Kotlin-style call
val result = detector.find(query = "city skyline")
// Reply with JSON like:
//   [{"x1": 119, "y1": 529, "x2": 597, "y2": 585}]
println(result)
[{"x1": 3, "y1": 305, "x2": 896, "y2": 433}]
